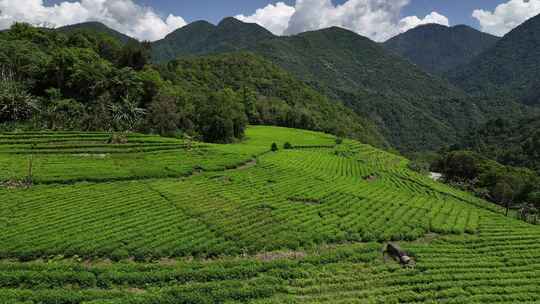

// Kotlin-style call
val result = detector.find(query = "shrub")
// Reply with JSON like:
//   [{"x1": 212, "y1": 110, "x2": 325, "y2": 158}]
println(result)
[
  {"x1": 271, "y1": 143, "x2": 278, "y2": 152},
  {"x1": 0, "y1": 80, "x2": 37, "y2": 123},
  {"x1": 107, "y1": 133, "x2": 128, "y2": 144},
  {"x1": 110, "y1": 248, "x2": 129, "y2": 262},
  {"x1": 283, "y1": 142, "x2": 292, "y2": 149},
  {"x1": 407, "y1": 160, "x2": 430, "y2": 174},
  {"x1": 146, "y1": 91, "x2": 180, "y2": 137},
  {"x1": 336, "y1": 137, "x2": 343, "y2": 145}
]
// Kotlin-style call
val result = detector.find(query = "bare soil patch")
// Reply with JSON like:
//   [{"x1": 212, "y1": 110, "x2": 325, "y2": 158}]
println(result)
[
  {"x1": 237, "y1": 159, "x2": 257, "y2": 170},
  {"x1": 363, "y1": 174, "x2": 378, "y2": 182},
  {"x1": 1, "y1": 179, "x2": 31, "y2": 189},
  {"x1": 256, "y1": 251, "x2": 306, "y2": 261},
  {"x1": 288, "y1": 197, "x2": 322, "y2": 205}
]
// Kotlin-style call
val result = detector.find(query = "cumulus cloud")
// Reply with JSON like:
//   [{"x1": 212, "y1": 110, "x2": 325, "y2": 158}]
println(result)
[
  {"x1": 236, "y1": 0, "x2": 449, "y2": 42},
  {"x1": 473, "y1": 0, "x2": 540, "y2": 36},
  {"x1": 399, "y1": 11, "x2": 449, "y2": 33},
  {"x1": 0, "y1": 0, "x2": 187, "y2": 41},
  {"x1": 235, "y1": 2, "x2": 295, "y2": 35}
]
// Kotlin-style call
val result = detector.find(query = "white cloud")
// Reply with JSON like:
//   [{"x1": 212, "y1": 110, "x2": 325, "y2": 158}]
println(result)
[
  {"x1": 0, "y1": 0, "x2": 187, "y2": 41},
  {"x1": 285, "y1": 0, "x2": 408, "y2": 41},
  {"x1": 236, "y1": 0, "x2": 450, "y2": 42},
  {"x1": 235, "y1": 2, "x2": 295, "y2": 35},
  {"x1": 399, "y1": 11, "x2": 449, "y2": 33},
  {"x1": 473, "y1": 0, "x2": 540, "y2": 36}
]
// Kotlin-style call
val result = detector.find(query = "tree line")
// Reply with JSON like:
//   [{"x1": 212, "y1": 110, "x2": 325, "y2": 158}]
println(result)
[
  {"x1": 431, "y1": 150, "x2": 540, "y2": 223},
  {"x1": 0, "y1": 23, "x2": 380, "y2": 145}
]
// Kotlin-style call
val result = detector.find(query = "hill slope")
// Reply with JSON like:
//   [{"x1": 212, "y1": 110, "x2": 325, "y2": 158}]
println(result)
[
  {"x1": 151, "y1": 19, "x2": 527, "y2": 151},
  {"x1": 158, "y1": 52, "x2": 386, "y2": 147},
  {"x1": 447, "y1": 13, "x2": 540, "y2": 105},
  {"x1": 384, "y1": 24, "x2": 500, "y2": 75},
  {"x1": 461, "y1": 116, "x2": 540, "y2": 171},
  {"x1": 152, "y1": 17, "x2": 274, "y2": 62},
  {"x1": 56, "y1": 21, "x2": 136, "y2": 44},
  {"x1": 248, "y1": 27, "x2": 527, "y2": 151},
  {"x1": 1, "y1": 127, "x2": 539, "y2": 302}
]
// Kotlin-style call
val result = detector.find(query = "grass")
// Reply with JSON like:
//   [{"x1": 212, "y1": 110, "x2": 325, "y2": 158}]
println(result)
[{"x1": 0, "y1": 126, "x2": 539, "y2": 303}]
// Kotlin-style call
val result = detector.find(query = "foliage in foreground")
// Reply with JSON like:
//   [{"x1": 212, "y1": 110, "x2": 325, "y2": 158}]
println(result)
[{"x1": 0, "y1": 127, "x2": 539, "y2": 303}]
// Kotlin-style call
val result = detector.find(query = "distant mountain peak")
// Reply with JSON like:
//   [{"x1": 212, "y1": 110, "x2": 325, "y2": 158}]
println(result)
[
  {"x1": 162, "y1": 20, "x2": 215, "y2": 40},
  {"x1": 298, "y1": 26, "x2": 369, "y2": 41},
  {"x1": 450, "y1": 24, "x2": 474, "y2": 30},
  {"x1": 383, "y1": 23, "x2": 499, "y2": 74},
  {"x1": 186, "y1": 20, "x2": 216, "y2": 29},
  {"x1": 216, "y1": 17, "x2": 274, "y2": 37},
  {"x1": 218, "y1": 17, "x2": 243, "y2": 27},
  {"x1": 56, "y1": 21, "x2": 136, "y2": 43},
  {"x1": 448, "y1": 12, "x2": 540, "y2": 105},
  {"x1": 416, "y1": 23, "x2": 448, "y2": 30},
  {"x1": 152, "y1": 17, "x2": 274, "y2": 62}
]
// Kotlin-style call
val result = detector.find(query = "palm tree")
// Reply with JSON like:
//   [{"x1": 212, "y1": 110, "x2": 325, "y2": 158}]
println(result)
[
  {"x1": 109, "y1": 94, "x2": 146, "y2": 132},
  {"x1": 108, "y1": 94, "x2": 146, "y2": 143},
  {"x1": 0, "y1": 67, "x2": 37, "y2": 123}
]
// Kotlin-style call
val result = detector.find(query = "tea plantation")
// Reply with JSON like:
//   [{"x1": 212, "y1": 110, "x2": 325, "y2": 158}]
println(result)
[{"x1": 0, "y1": 126, "x2": 539, "y2": 303}]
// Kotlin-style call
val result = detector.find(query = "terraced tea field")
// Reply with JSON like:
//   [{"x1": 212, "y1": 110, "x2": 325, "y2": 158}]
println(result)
[{"x1": 0, "y1": 126, "x2": 539, "y2": 303}]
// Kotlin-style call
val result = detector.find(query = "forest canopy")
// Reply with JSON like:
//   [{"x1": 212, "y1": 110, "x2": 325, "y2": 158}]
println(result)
[{"x1": 0, "y1": 23, "x2": 383, "y2": 145}]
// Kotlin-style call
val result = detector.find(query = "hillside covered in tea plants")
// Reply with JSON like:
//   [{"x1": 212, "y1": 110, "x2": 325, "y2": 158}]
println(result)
[{"x1": 1, "y1": 126, "x2": 539, "y2": 303}]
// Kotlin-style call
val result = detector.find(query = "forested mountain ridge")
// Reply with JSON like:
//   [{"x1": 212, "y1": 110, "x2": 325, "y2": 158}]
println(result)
[
  {"x1": 0, "y1": 22, "x2": 383, "y2": 146},
  {"x1": 152, "y1": 17, "x2": 274, "y2": 62},
  {"x1": 447, "y1": 13, "x2": 540, "y2": 105},
  {"x1": 459, "y1": 116, "x2": 540, "y2": 172},
  {"x1": 1, "y1": 19, "x2": 533, "y2": 153},
  {"x1": 56, "y1": 21, "x2": 137, "y2": 44},
  {"x1": 247, "y1": 26, "x2": 529, "y2": 152},
  {"x1": 383, "y1": 24, "x2": 500, "y2": 75},
  {"x1": 149, "y1": 19, "x2": 529, "y2": 152},
  {"x1": 158, "y1": 52, "x2": 385, "y2": 146}
]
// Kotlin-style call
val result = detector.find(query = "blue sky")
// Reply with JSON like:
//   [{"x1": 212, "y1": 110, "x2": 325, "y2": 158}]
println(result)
[
  {"x1": 12, "y1": 0, "x2": 540, "y2": 41},
  {"x1": 43, "y1": 0, "x2": 507, "y2": 27},
  {"x1": 126, "y1": 0, "x2": 508, "y2": 27},
  {"x1": 401, "y1": 0, "x2": 507, "y2": 27}
]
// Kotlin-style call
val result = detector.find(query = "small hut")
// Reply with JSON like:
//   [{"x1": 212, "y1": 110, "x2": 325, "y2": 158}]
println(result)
[{"x1": 386, "y1": 243, "x2": 413, "y2": 265}]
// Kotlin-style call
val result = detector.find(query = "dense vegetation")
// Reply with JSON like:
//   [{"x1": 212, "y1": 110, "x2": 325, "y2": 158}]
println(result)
[
  {"x1": 383, "y1": 24, "x2": 500, "y2": 75},
  {"x1": 460, "y1": 117, "x2": 540, "y2": 172},
  {"x1": 152, "y1": 18, "x2": 274, "y2": 61},
  {"x1": 151, "y1": 18, "x2": 529, "y2": 151},
  {"x1": 157, "y1": 53, "x2": 383, "y2": 146},
  {"x1": 447, "y1": 13, "x2": 540, "y2": 105},
  {"x1": 56, "y1": 21, "x2": 137, "y2": 44},
  {"x1": 251, "y1": 27, "x2": 530, "y2": 151},
  {"x1": 2, "y1": 16, "x2": 540, "y2": 303},
  {"x1": 0, "y1": 23, "x2": 382, "y2": 145},
  {"x1": 1, "y1": 126, "x2": 539, "y2": 302},
  {"x1": 432, "y1": 150, "x2": 540, "y2": 221}
]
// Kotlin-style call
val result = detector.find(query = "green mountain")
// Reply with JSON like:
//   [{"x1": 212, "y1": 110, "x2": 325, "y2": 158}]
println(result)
[
  {"x1": 159, "y1": 52, "x2": 386, "y2": 147},
  {"x1": 149, "y1": 19, "x2": 528, "y2": 151},
  {"x1": 447, "y1": 13, "x2": 540, "y2": 105},
  {"x1": 152, "y1": 17, "x2": 274, "y2": 62},
  {"x1": 383, "y1": 24, "x2": 500, "y2": 75},
  {"x1": 1, "y1": 22, "x2": 384, "y2": 146},
  {"x1": 53, "y1": 19, "x2": 529, "y2": 152},
  {"x1": 250, "y1": 27, "x2": 530, "y2": 151},
  {"x1": 56, "y1": 21, "x2": 136, "y2": 44}
]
